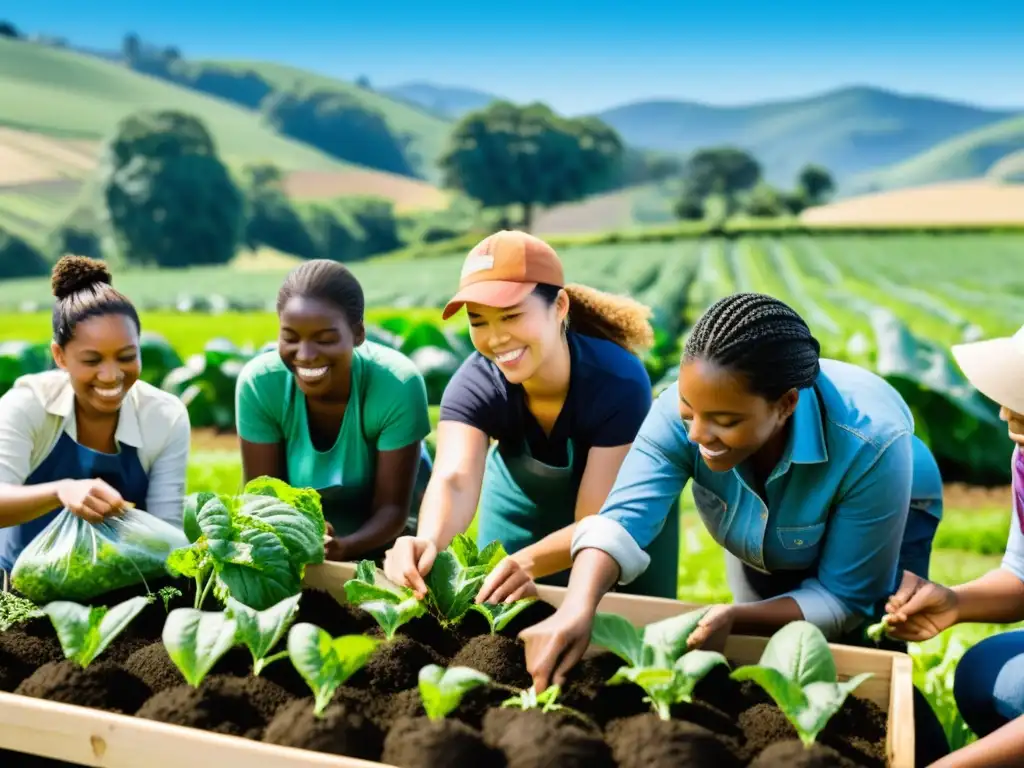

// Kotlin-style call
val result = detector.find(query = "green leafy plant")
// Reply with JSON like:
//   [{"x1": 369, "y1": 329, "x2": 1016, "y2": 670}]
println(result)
[
  {"x1": 0, "y1": 591, "x2": 44, "y2": 631},
  {"x1": 162, "y1": 607, "x2": 240, "y2": 687},
  {"x1": 157, "y1": 586, "x2": 182, "y2": 612},
  {"x1": 729, "y1": 621, "x2": 873, "y2": 747},
  {"x1": 343, "y1": 560, "x2": 426, "y2": 639},
  {"x1": 501, "y1": 684, "x2": 565, "y2": 712},
  {"x1": 225, "y1": 592, "x2": 301, "y2": 675},
  {"x1": 166, "y1": 477, "x2": 326, "y2": 611},
  {"x1": 590, "y1": 608, "x2": 728, "y2": 719},
  {"x1": 418, "y1": 664, "x2": 491, "y2": 720},
  {"x1": 865, "y1": 617, "x2": 892, "y2": 644},
  {"x1": 287, "y1": 622, "x2": 380, "y2": 717},
  {"x1": 423, "y1": 533, "x2": 534, "y2": 628},
  {"x1": 42, "y1": 595, "x2": 153, "y2": 668}
]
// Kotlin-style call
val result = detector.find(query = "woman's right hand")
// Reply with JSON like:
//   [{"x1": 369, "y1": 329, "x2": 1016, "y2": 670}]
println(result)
[
  {"x1": 383, "y1": 536, "x2": 438, "y2": 599},
  {"x1": 883, "y1": 570, "x2": 960, "y2": 642},
  {"x1": 56, "y1": 478, "x2": 126, "y2": 525},
  {"x1": 518, "y1": 602, "x2": 595, "y2": 693}
]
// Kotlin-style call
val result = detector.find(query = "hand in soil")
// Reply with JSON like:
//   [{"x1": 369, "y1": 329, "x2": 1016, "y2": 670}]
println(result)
[
  {"x1": 518, "y1": 603, "x2": 594, "y2": 692},
  {"x1": 474, "y1": 557, "x2": 537, "y2": 605},
  {"x1": 383, "y1": 536, "x2": 438, "y2": 598},
  {"x1": 882, "y1": 570, "x2": 959, "y2": 642},
  {"x1": 686, "y1": 605, "x2": 734, "y2": 652}
]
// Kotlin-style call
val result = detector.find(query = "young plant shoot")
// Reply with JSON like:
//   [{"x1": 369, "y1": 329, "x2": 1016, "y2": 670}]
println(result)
[
  {"x1": 590, "y1": 608, "x2": 728, "y2": 719},
  {"x1": 162, "y1": 607, "x2": 240, "y2": 687},
  {"x1": 343, "y1": 560, "x2": 426, "y2": 639},
  {"x1": 730, "y1": 621, "x2": 873, "y2": 747},
  {"x1": 42, "y1": 595, "x2": 153, "y2": 668},
  {"x1": 418, "y1": 664, "x2": 492, "y2": 720},
  {"x1": 225, "y1": 592, "x2": 301, "y2": 675},
  {"x1": 0, "y1": 591, "x2": 45, "y2": 631},
  {"x1": 287, "y1": 622, "x2": 380, "y2": 717}
]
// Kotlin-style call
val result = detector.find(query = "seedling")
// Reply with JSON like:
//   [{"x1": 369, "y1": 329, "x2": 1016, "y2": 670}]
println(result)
[
  {"x1": 866, "y1": 617, "x2": 891, "y2": 644},
  {"x1": 730, "y1": 621, "x2": 873, "y2": 747},
  {"x1": 0, "y1": 591, "x2": 44, "y2": 631},
  {"x1": 418, "y1": 663, "x2": 491, "y2": 720},
  {"x1": 225, "y1": 593, "x2": 301, "y2": 675},
  {"x1": 42, "y1": 595, "x2": 153, "y2": 668},
  {"x1": 590, "y1": 608, "x2": 728, "y2": 719},
  {"x1": 157, "y1": 586, "x2": 182, "y2": 612},
  {"x1": 343, "y1": 560, "x2": 427, "y2": 639},
  {"x1": 287, "y1": 622, "x2": 380, "y2": 717},
  {"x1": 502, "y1": 684, "x2": 565, "y2": 712},
  {"x1": 470, "y1": 598, "x2": 538, "y2": 634},
  {"x1": 162, "y1": 607, "x2": 239, "y2": 687}
]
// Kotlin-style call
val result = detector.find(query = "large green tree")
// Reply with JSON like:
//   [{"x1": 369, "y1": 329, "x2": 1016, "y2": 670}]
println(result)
[
  {"x1": 681, "y1": 147, "x2": 762, "y2": 212},
  {"x1": 99, "y1": 110, "x2": 244, "y2": 268},
  {"x1": 439, "y1": 102, "x2": 624, "y2": 231}
]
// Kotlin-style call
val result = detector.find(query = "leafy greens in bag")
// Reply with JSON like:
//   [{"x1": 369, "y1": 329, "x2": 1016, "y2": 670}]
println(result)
[
  {"x1": 166, "y1": 477, "x2": 326, "y2": 611},
  {"x1": 10, "y1": 506, "x2": 189, "y2": 604}
]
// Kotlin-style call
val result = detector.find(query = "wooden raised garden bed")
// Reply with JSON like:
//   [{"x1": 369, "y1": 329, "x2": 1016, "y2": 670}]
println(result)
[{"x1": 0, "y1": 561, "x2": 914, "y2": 768}]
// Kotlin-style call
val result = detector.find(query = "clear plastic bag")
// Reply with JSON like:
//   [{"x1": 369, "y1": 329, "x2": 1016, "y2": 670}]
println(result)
[{"x1": 10, "y1": 507, "x2": 190, "y2": 604}]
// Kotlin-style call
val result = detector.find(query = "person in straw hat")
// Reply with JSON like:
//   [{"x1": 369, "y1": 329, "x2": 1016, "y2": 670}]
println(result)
[
  {"x1": 883, "y1": 325, "x2": 1024, "y2": 768},
  {"x1": 383, "y1": 230, "x2": 681, "y2": 601}
]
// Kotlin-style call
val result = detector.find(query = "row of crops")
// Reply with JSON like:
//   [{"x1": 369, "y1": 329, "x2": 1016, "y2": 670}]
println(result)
[{"x1": 1, "y1": 232, "x2": 1021, "y2": 483}]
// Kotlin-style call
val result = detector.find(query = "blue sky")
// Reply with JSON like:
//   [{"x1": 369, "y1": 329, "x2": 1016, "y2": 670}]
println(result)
[{"x1": 12, "y1": 0, "x2": 1024, "y2": 114}]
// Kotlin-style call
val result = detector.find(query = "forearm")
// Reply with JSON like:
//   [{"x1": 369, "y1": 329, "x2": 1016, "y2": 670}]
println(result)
[
  {"x1": 337, "y1": 503, "x2": 409, "y2": 557},
  {"x1": 930, "y1": 715, "x2": 1024, "y2": 768},
  {"x1": 953, "y1": 569, "x2": 1024, "y2": 624},
  {"x1": 561, "y1": 547, "x2": 621, "y2": 613},
  {"x1": 416, "y1": 474, "x2": 478, "y2": 550},
  {"x1": 512, "y1": 524, "x2": 576, "y2": 580},
  {"x1": 0, "y1": 481, "x2": 64, "y2": 528},
  {"x1": 730, "y1": 597, "x2": 804, "y2": 635}
]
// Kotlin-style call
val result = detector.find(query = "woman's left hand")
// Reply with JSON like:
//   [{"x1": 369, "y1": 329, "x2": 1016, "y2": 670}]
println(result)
[
  {"x1": 475, "y1": 556, "x2": 538, "y2": 604},
  {"x1": 687, "y1": 604, "x2": 735, "y2": 652}
]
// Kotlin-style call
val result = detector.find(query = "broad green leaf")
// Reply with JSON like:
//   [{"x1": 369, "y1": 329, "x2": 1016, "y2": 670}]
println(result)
[
  {"x1": 162, "y1": 608, "x2": 239, "y2": 687},
  {"x1": 342, "y1": 560, "x2": 427, "y2": 639},
  {"x1": 449, "y1": 534, "x2": 478, "y2": 567},
  {"x1": 166, "y1": 545, "x2": 208, "y2": 579},
  {"x1": 757, "y1": 621, "x2": 837, "y2": 687},
  {"x1": 182, "y1": 491, "x2": 215, "y2": 543},
  {"x1": 240, "y1": 495, "x2": 324, "y2": 565},
  {"x1": 476, "y1": 539, "x2": 508, "y2": 572},
  {"x1": 214, "y1": 528, "x2": 300, "y2": 611},
  {"x1": 641, "y1": 607, "x2": 711, "y2": 667},
  {"x1": 287, "y1": 623, "x2": 380, "y2": 716},
  {"x1": 425, "y1": 550, "x2": 486, "y2": 625},
  {"x1": 226, "y1": 593, "x2": 302, "y2": 674},
  {"x1": 470, "y1": 598, "x2": 537, "y2": 634},
  {"x1": 670, "y1": 649, "x2": 730, "y2": 703},
  {"x1": 418, "y1": 664, "x2": 491, "y2": 720},
  {"x1": 43, "y1": 596, "x2": 152, "y2": 668},
  {"x1": 590, "y1": 613, "x2": 645, "y2": 667}
]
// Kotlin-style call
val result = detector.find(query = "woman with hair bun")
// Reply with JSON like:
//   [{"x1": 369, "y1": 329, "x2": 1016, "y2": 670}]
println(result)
[{"x1": 0, "y1": 255, "x2": 191, "y2": 577}]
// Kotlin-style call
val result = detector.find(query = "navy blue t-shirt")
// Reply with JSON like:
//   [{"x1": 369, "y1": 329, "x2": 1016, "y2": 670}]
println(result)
[{"x1": 439, "y1": 331, "x2": 653, "y2": 478}]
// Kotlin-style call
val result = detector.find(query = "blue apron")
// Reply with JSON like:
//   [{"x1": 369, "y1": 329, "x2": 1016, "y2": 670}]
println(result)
[
  {"x1": 0, "y1": 432, "x2": 150, "y2": 574},
  {"x1": 476, "y1": 439, "x2": 680, "y2": 598}
]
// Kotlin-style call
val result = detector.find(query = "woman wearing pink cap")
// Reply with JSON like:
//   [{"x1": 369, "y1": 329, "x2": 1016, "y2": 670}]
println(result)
[
  {"x1": 881, "y1": 325, "x2": 1024, "y2": 768},
  {"x1": 383, "y1": 230, "x2": 681, "y2": 601}
]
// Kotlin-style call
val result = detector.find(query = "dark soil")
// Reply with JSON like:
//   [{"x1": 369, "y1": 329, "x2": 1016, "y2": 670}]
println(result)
[{"x1": 0, "y1": 577, "x2": 891, "y2": 767}]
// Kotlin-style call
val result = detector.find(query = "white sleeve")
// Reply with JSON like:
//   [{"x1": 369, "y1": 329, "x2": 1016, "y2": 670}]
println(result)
[
  {"x1": 0, "y1": 388, "x2": 43, "y2": 486},
  {"x1": 143, "y1": 406, "x2": 191, "y2": 528}
]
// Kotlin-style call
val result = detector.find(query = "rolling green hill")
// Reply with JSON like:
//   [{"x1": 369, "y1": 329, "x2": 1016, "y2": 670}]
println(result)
[
  {"x1": 381, "y1": 81, "x2": 501, "y2": 120},
  {"x1": 0, "y1": 38, "x2": 349, "y2": 172},
  {"x1": 595, "y1": 86, "x2": 1018, "y2": 189},
  {"x1": 845, "y1": 116, "x2": 1024, "y2": 193},
  {"x1": 989, "y1": 149, "x2": 1024, "y2": 183}
]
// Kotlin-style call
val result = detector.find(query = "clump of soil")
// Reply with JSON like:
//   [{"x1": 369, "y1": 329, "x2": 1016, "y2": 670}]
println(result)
[
  {"x1": 351, "y1": 634, "x2": 445, "y2": 693},
  {"x1": 382, "y1": 716, "x2": 504, "y2": 768},
  {"x1": 450, "y1": 634, "x2": 531, "y2": 688},
  {"x1": 136, "y1": 675, "x2": 267, "y2": 739},
  {"x1": 0, "y1": 630, "x2": 63, "y2": 668},
  {"x1": 14, "y1": 660, "x2": 151, "y2": 715},
  {"x1": 122, "y1": 642, "x2": 184, "y2": 693},
  {"x1": 263, "y1": 698, "x2": 384, "y2": 760},
  {"x1": 748, "y1": 740, "x2": 861, "y2": 768},
  {"x1": 482, "y1": 708, "x2": 614, "y2": 768},
  {"x1": 606, "y1": 714, "x2": 743, "y2": 768}
]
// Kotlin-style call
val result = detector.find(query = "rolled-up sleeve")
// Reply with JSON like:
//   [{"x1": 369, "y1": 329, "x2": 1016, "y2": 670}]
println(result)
[
  {"x1": 0, "y1": 388, "x2": 40, "y2": 487},
  {"x1": 144, "y1": 405, "x2": 191, "y2": 528},
  {"x1": 783, "y1": 432, "x2": 914, "y2": 639},
  {"x1": 571, "y1": 386, "x2": 693, "y2": 584}
]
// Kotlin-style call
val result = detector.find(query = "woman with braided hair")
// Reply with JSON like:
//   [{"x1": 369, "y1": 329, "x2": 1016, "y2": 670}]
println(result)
[{"x1": 517, "y1": 291, "x2": 950, "y2": 763}]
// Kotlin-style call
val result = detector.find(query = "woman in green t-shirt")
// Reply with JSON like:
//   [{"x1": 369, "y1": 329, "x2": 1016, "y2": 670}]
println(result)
[{"x1": 235, "y1": 260, "x2": 433, "y2": 563}]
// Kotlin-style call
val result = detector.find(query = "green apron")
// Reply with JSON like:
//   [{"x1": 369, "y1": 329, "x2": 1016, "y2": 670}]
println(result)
[{"x1": 476, "y1": 441, "x2": 680, "y2": 598}]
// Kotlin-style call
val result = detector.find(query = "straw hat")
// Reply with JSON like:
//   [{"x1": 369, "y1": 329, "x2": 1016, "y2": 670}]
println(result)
[{"x1": 951, "y1": 324, "x2": 1024, "y2": 415}]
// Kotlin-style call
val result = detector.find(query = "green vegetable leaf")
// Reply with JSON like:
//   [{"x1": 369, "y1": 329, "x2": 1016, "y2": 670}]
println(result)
[
  {"x1": 590, "y1": 607, "x2": 709, "y2": 668},
  {"x1": 343, "y1": 560, "x2": 426, "y2": 640},
  {"x1": 162, "y1": 608, "x2": 239, "y2": 687},
  {"x1": 502, "y1": 684, "x2": 563, "y2": 711},
  {"x1": 729, "y1": 620, "x2": 874, "y2": 745},
  {"x1": 42, "y1": 596, "x2": 152, "y2": 668},
  {"x1": 0, "y1": 591, "x2": 44, "y2": 631},
  {"x1": 608, "y1": 649, "x2": 728, "y2": 719},
  {"x1": 287, "y1": 622, "x2": 380, "y2": 716},
  {"x1": 424, "y1": 550, "x2": 487, "y2": 626},
  {"x1": 470, "y1": 598, "x2": 538, "y2": 634},
  {"x1": 590, "y1": 613, "x2": 645, "y2": 667},
  {"x1": 418, "y1": 664, "x2": 491, "y2": 720},
  {"x1": 225, "y1": 592, "x2": 302, "y2": 675},
  {"x1": 182, "y1": 491, "x2": 215, "y2": 543}
]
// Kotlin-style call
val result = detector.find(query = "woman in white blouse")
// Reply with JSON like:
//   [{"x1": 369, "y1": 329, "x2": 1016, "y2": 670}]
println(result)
[{"x1": 0, "y1": 255, "x2": 190, "y2": 577}]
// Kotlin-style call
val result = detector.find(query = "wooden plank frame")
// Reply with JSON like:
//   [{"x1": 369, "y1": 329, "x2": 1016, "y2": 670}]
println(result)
[{"x1": 0, "y1": 561, "x2": 915, "y2": 767}]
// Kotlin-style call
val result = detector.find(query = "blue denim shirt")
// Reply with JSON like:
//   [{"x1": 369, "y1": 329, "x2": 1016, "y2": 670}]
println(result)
[{"x1": 571, "y1": 358, "x2": 942, "y2": 639}]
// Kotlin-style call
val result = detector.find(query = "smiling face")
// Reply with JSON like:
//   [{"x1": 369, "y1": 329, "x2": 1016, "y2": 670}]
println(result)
[
  {"x1": 51, "y1": 314, "x2": 141, "y2": 417},
  {"x1": 678, "y1": 357, "x2": 798, "y2": 473},
  {"x1": 466, "y1": 290, "x2": 568, "y2": 385},
  {"x1": 278, "y1": 295, "x2": 364, "y2": 399}
]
